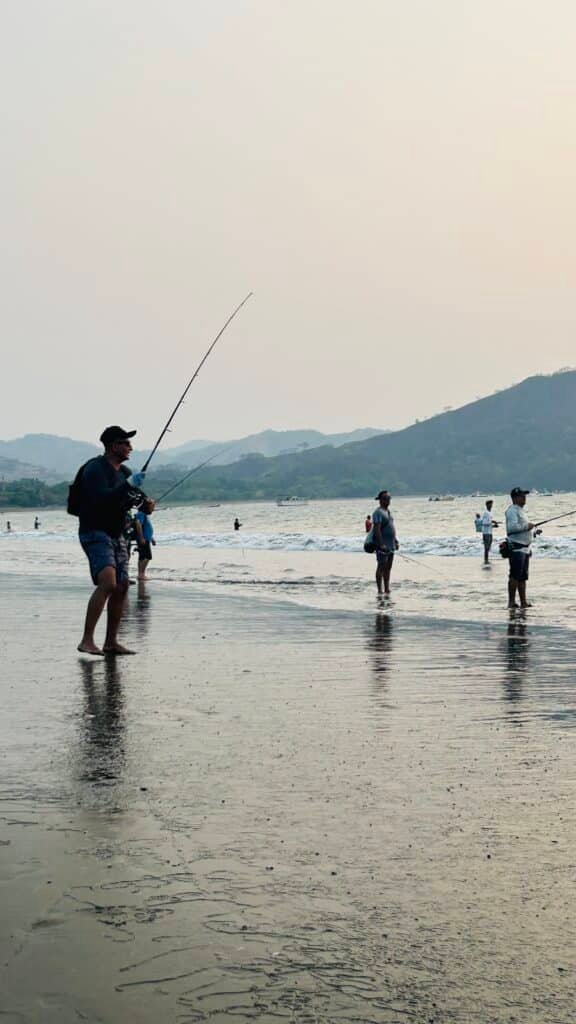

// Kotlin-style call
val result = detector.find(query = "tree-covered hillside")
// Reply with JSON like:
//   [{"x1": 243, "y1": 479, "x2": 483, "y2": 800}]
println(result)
[
  {"x1": 146, "y1": 371, "x2": 576, "y2": 500},
  {"x1": 3, "y1": 371, "x2": 576, "y2": 506}
]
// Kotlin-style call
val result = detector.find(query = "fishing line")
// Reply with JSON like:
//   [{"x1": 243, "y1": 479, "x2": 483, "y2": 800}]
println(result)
[
  {"x1": 155, "y1": 446, "x2": 236, "y2": 504},
  {"x1": 396, "y1": 550, "x2": 446, "y2": 576},
  {"x1": 141, "y1": 292, "x2": 253, "y2": 472}
]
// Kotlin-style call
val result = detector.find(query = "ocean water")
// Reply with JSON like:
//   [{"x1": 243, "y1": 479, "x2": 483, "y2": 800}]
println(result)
[
  {"x1": 2, "y1": 494, "x2": 576, "y2": 630},
  {"x1": 2, "y1": 492, "x2": 576, "y2": 558}
]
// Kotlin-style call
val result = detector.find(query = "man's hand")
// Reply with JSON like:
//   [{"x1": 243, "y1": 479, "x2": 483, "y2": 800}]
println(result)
[
  {"x1": 143, "y1": 498, "x2": 156, "y2": 514},
  {"x1": 131, "y1": 471, "x2": 146, "y2": 487},
  {"x1": 527, "y1": 522, "x2": 535, "y2": 530}
]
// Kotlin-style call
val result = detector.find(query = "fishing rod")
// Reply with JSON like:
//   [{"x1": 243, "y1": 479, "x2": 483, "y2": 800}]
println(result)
[
  {"x1": 533, "y1": 508, "x2": 576, "y2": 529},
  {"x1": 141, "y1": 292, "x2": 253, "y2": 473},
  {"x1": 154, "y1": 446, "x2": 235, "y2": 504}
]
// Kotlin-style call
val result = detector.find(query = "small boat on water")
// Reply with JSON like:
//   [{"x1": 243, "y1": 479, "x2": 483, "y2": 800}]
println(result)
[
  {"x1": 428, "y1": 495, "x2": 455, "y2": 502},
  {"x1": 276, "y1": 496, "x2": 309, "y2": 507}
]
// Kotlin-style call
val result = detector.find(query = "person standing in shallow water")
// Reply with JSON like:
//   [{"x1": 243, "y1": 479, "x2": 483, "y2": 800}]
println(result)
[
  {"x1": 365, "y1": 514, "x2": 372, "y2": 533},
  {"x1": 505, "y1": 487, "x2": 536, "y2": 610},
  {"x1": 74, "y1": 425, "x2": 155, "y2": 655},
  {"x1": 480, "y1": 499, "x2": 499, "y2": 564},
  {"x1": 234, "y1": 517, "x2": 241, "y2": 531},
  {"x1": 371, "y1": 490, "x2": 399, "y2": 597}
]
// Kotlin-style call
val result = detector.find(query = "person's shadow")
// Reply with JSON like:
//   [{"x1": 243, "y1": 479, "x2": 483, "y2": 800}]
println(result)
[{"x1": 78, "y1": 658, "x2": 126, "y2": 786}]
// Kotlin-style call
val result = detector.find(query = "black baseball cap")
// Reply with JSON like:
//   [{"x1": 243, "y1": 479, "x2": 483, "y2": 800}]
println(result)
[
  {"x1": 510, "y1": 487, "x2": 530, "y2": 499},
  {"x1": 100, "y1": 425, "x2": 137, "y2": 446},
  {"x1": 374, "y1": 489, "x2": 390, "y2": 500}
]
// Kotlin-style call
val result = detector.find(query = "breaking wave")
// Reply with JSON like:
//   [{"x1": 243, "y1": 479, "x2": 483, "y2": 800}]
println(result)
[{"x1": 3, "y1": 529, "x2": 576, "y2": 558}]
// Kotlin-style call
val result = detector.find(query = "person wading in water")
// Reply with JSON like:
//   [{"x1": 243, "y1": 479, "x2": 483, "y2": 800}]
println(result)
[{"x1": 371, "y1": 490, "x2": 399, "y2": 598}]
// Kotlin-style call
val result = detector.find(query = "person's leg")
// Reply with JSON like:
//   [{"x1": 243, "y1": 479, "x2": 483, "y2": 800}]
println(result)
[
  {"x1": 484, "y1": 535, "x2": 492, "y2": 563},
  {"x1": 375, "y1": 565, "x2": 383, "y2": 594},
  {"x1": 382, "y1": 554, "x2": 394, "y2": 595},
  {"x1": 103, "y1": 580, "x2": 132, "y2": 652},
  {"x1": 78, "y1": 566, "x2": 117, "y2": 654},
  {"x1": 508, "y1": 577, "x2": 518, "y2": 608},
  {"x1": 137, "y1": 557, "x2": 150, "y2": 580},
  {"x1": 518, "y1": 581, "x2": 529, "y2": 607},
  {"x1": 518, "y1": 554, "x2": 530, "y2": 607},
  {"x1": 103, "y1": 538, "x2": 135, "y2": 654}
]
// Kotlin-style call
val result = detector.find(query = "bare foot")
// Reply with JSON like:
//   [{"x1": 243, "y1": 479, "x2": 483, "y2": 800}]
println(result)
[
  {"x1": 103, "y1": 643, "x2": 137, "y2": 655},
  {"x1": 77, "y1": 642, "x2": 104, "y2": 656},
  {"x1": 507, "y1": 603, "x2": 519, "y2": 610}
]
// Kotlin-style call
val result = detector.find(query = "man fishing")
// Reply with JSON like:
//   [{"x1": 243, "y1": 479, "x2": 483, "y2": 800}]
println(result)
[
  {"x1": 74, "y1": 426, "x2": 154, "y2": 655},
  {"x1": 505, "y1": 487, "x2": 535, "y2": 610},
  {"x1": 480, "y1": 499, "x2": 499, "y2": 564},
  {"x1": 371, "y1": 489, "x2": 399, "y2": 597}
]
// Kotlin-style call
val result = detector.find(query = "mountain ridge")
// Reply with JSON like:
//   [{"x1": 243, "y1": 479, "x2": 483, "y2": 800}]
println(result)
[
  {"x1": 141, "y1": 370, "x2": 576, "y2": 500},
  {"x1": 0, "y1": 427, "x2": 387, "y2": 479}
]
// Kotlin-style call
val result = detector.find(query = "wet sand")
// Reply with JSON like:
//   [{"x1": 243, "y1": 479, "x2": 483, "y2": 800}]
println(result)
[{"x1": 1, "y1": 573, "x2": 575, "y2": 1023}]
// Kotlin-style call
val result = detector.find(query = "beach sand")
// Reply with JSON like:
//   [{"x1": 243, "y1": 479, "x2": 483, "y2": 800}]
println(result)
[{"x1": 1, "y1": 572, "x2": 575, "y2": 1023}]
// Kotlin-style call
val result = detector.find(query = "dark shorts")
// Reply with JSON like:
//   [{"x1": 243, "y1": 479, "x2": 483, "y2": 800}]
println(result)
[
  {"x1": 79, "y1": 530, "x2": 129, "y2": 586},
  {"x1": 376, "y1": 549, "x2": 394, "y2": 568},
  {"x1": 483, "y1": 533, "x2": 493, "y2": 550},
  {"x1": 137, "y1": 541, "x2": 152, "y2": 561},
  {"x1": 509, "y1": 547, "x2": 530, "y2": 582}
]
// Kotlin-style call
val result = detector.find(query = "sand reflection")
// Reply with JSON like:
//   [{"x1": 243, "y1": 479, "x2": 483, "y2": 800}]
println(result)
[
  {"x1": 78, "y1": 658, "x2": 126, "y2": 786},
  {"x1": 501, "y1": 615, "x2": 530, "y2": 719},
  {"x1": 364, "y1": 612, "x2": 395, "y2": 722}
]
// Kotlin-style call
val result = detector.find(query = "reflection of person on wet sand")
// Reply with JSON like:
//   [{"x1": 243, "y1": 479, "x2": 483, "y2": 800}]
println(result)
[
  {"x1": 364, "y1": 614, "x2": 395, "y2": 719},
  {"x1": 78, "y1": 658, "x2": 126, "y2": 785},
  {"x1": 501, "y1": 616, "x2": 530, "y2": 716},
  {"x1": 121, "y1": 579, "x2": 153, "y2": 642}
]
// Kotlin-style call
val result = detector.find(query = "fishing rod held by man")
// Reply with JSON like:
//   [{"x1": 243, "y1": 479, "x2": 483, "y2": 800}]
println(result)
[{"x1": 141, "y1": 292, "x2": 253, "y2": 473}]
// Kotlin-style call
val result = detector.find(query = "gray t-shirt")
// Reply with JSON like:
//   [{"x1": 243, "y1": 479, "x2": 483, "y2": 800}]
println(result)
[{"x1": 372, "y1": 507, "x2": 397, "y2": 550}]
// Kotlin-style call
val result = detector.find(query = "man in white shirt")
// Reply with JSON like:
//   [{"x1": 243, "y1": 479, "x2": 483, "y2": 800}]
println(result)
[
  {"x1": 480, "y1": 499, "x2": 499, "y2": 564},
  {"x1": 505, "y1": 487, "x2": 535, "y2": 609}
]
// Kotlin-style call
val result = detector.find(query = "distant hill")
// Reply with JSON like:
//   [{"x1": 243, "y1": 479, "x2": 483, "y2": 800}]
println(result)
[
  {"x1": 0, "y1": 455, "x2": 59, "y2": 484},
  {"x1": 0, "y1": 435, "x2": 99, "y2": 478},
  {"x1": 0, "y1": 427, "x2": 387, "y2": 479},
  {"x1": 165, "y1": 427, "x2": 387, "y2": 466},
  {"x1": 141, "y1": 371, "x2": 576, "y2": 500}
]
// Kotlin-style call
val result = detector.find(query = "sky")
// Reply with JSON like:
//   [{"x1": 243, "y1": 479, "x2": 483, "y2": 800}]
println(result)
[{"x1": 2, "y1": 0, "x2": 576, "y2": 447}]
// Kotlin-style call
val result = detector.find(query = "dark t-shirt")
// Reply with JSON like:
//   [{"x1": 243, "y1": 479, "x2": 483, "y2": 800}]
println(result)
[{"x1": 77, "y1": 456, "x2": 133, "y2": 538}]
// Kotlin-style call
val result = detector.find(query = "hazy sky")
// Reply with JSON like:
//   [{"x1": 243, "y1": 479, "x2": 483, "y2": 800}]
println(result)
[{"x1": 2, "y1": 1, "x2": 576, "y2": 447}]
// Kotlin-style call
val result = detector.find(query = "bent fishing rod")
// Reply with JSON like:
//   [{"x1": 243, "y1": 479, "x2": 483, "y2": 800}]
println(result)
[
  {"x1": 141, "y1": 292, "x2": 253, "y2": 473},
  {"x1": 154, "y1": 446, "x2": 235, "y2": 504}
]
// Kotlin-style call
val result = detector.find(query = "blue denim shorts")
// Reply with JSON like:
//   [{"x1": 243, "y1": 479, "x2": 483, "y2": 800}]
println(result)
[{"x1": 79, "y1": 530, "x2": 129, "y2": 586}]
